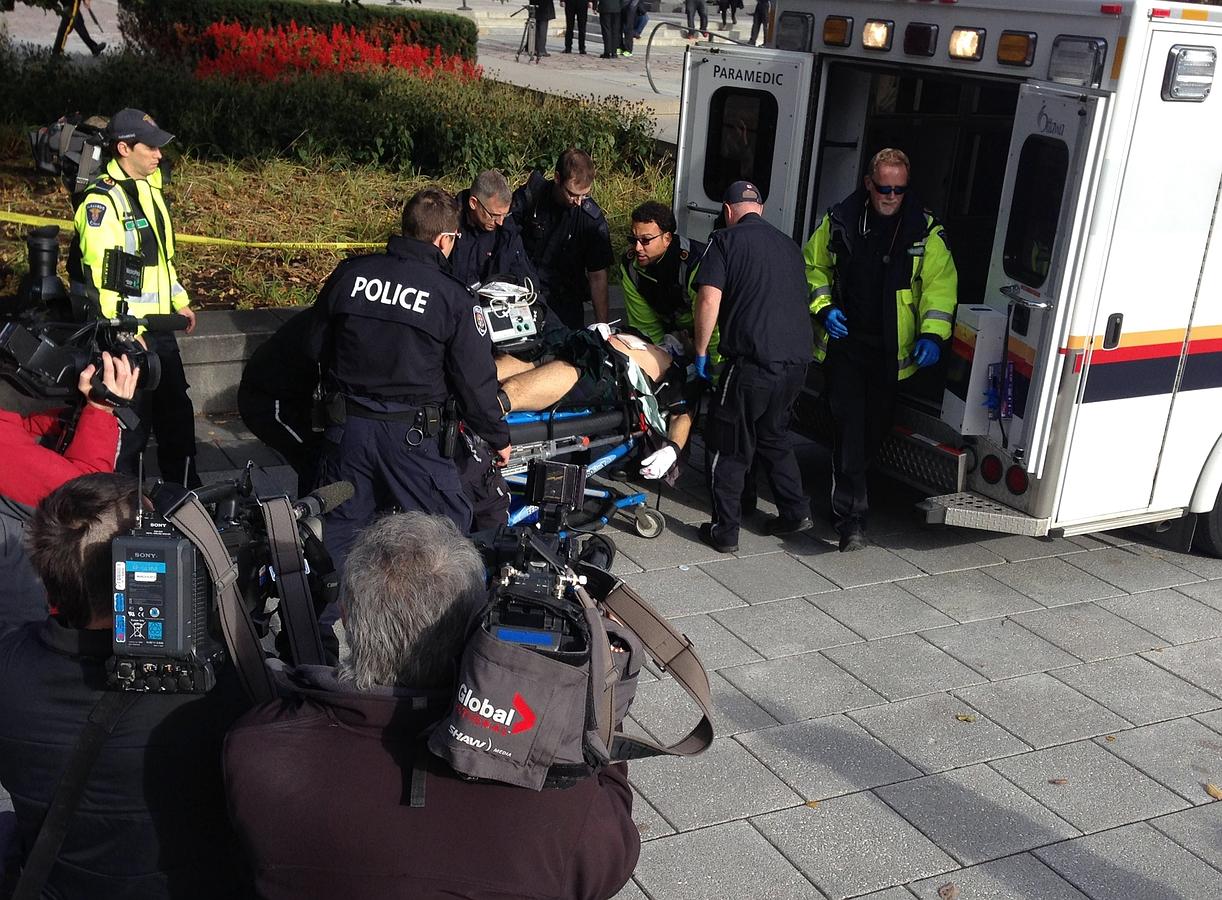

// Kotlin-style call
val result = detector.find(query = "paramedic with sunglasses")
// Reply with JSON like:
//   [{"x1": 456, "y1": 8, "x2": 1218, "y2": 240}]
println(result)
[{"x1": 803, "y1": 148, "x2": 958, "y2": 552}]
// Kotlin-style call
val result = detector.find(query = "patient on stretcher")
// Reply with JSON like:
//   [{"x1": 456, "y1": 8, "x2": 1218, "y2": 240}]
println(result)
[{"x1": 495, "y1": 329, "x2": 695, "y2": 480}]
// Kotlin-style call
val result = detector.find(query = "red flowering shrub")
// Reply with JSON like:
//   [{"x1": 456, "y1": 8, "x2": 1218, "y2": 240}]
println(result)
[{"x1": 196, "y1": 21, "x2": 482, "y2": 82}]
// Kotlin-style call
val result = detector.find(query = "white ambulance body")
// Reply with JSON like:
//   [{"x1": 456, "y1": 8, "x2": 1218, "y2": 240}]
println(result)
[{"x1": 674, "y1": 0, "x2": 1222, "y2": 554}]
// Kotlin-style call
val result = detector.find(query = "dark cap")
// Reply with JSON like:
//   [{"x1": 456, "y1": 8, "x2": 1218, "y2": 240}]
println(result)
[
  {"x1": 723, "y1": 180, "x2": 762, "y2": 205},
  {"x1": 106, "y1": 109, "x2": 174, "y2": 148}
]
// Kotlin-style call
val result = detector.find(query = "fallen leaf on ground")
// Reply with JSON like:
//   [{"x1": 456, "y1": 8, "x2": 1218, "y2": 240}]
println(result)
[
  {"x1": 938, "y1": 882, "x2": 960, "y2": 900},
  {"x1": 805, "y1": 800, "x2": 820, "y2": 809},
  {"x1": 1206, "y1": 783, "x2": 1222, "y2": 800},
  {"x1": 1104, "y1": 735, "x2": 1117, "y2": 742},
  {"x1": 1048, "y1": 778, "x2": 1069, "y2": 785},
  {"x1": 955, "y1": 714, "x2": 976, "y2": 723}
]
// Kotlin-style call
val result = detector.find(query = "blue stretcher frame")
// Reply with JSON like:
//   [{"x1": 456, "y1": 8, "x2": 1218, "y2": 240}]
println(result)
[{"x1": 505, "y1": 436, "x2": 650, "y2": 529}]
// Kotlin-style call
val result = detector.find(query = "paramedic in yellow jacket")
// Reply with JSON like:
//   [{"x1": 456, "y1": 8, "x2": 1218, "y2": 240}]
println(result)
[
  {"x1": 73, "y1": 109, "x2": 200, "y2": 486},
  {"x1": 804, "y1": 148, "x2": 957, "y2": 552},
  {"x1": 619, "y1": 200, "x2": 721, "y2": 365}
]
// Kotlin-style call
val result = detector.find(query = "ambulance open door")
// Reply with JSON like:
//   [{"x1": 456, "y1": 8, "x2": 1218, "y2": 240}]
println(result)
[
  {"x1": 983, "y1": 83, "x2": 1106, "y2": 478},
  {"x1": 674, "y1": 44, "x2": 814, "y2": 242}
]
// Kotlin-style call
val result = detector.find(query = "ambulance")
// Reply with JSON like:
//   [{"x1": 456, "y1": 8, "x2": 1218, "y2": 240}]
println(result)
[{"x1": 673, "y1": 0, "x2": 1222, "y2": 555}]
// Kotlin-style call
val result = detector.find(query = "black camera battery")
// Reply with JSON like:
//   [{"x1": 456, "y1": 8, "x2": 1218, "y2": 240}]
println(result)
[{"x1": 110, "y1": 526, "x2": 217, "y2": 692}]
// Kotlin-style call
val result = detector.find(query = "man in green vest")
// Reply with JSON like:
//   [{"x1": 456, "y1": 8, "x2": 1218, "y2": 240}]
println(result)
[
  {"x1": 73, "y1": 109, "x2": 199, "y2": 486},
  {"x1": 805, "y1": 148, "x2": 957, "y2": 551}
]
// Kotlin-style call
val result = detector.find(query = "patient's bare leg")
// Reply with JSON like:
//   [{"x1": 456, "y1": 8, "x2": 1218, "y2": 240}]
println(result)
[
  {"x1": 501, "y1": 361, "x2": 580, "y2": 411},
  {"x1": 495, "y1": 353, "x2": 537, "y2": 381}
]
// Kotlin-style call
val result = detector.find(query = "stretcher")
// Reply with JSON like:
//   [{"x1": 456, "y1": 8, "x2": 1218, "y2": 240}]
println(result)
[{"x1": 502, "y1": 405, "x2": 666, "y2": 539}]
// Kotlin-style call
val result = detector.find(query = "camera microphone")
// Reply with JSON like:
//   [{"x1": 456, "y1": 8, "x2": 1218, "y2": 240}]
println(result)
[
  {"x1": 292, "y1": 481, "x2": 354, "y2": 519},
  {"x1": 101, "y1": 314, "x2": 190, "y2": 332}
]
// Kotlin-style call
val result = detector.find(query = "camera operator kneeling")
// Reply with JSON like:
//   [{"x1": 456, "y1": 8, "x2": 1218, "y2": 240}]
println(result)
[
  {"x1": 0, "y1": 474, "x2": 250, "y2": 899},
  {"x1": 224, "y1": 512, "x2": 641, "y2": 900},
  {"x1": 1, "y1": 353, "x2": 138, "y2": 630}
]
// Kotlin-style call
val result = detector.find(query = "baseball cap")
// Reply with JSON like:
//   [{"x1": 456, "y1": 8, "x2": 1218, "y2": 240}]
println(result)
[
  {"x1": 722, "y1": 180, "x2": 762, "y2": 205},
  {"x1": 106, "y1": 109, "x2": 174, "y2": 148}
]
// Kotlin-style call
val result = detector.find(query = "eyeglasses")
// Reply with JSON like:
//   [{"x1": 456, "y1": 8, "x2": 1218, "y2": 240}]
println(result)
[
  {"x1": 475, "y1": 195, "x2": 509, "y2": 223},
  {"x1": 563, "y1": 185, "x2": 591, "y2": 203},
  {"x1": 439, "y1": 231, "x2": 462, "y2": 241},
  {"x1": 871, "y1": 183, "x2": 909, "y2": 196},
  {"x1": 629, "y1": 233, "x2": 665, "y2": 247}
]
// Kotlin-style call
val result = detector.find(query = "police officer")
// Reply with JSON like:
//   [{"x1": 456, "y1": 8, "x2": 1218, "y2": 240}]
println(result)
[
  {"x1": 693, "y1": 181, "x2": 812, "y2": 553},
  {"x1": 620, "y1": 200, "x2": 720, "y2": 361},
  {"x1": 511, "y1": 148, "x2": 614, "y2": 328},
  {"x1": 305, "y1": 188, "x2": 511, "y2": 568},
  {"x1": 805, "y1": 148, "x2": 957, "y2": 551},
  {"x1": 72, "y1": 108, "x2": 200, "y2": 487},
  {"x1": 451, "y1": 170, "x2": 542, "y2": 291}
]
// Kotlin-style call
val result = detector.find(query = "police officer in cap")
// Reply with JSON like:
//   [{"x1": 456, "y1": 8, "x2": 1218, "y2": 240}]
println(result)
[
  {"x1": 692, "y1": 181, "x2": 812, "y2": 553},
  {"x1": 305, "y1": 188, "x2": 511, "y2": 568}
]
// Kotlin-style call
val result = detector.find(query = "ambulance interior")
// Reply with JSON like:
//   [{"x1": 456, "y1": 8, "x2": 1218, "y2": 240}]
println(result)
[{"x1": 804, "y1": 61, "x2": 1044, "y2": 415}]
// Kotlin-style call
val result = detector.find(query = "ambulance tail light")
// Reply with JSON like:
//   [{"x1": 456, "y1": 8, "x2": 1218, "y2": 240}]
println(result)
[
  {"x1": 775, "y1": 11, "x2": 815, "y2": 52},
  {"x1": 948, "y1": 27, "x2": 986, "y2": 61},
  {"x1": 1162, "y1": 46, "x2": 1216, "y2": 102},
  {"x1": 1005, "y1": 465, "x2": 1029, "y2": 495},
  {"x1": 903, "y1": 23, "x2": 938, "y2": 57},
  {"x1": 1048, "y1": 36, "x2": 1108, "y2": 87},
  {"x1": 863, "y1": 19, "x2": 894, "y2": 51},
  {"x1": 997, "y1": 31, "x2": 1036, "y2": 67},
  {"x1": 823, "y1": 16, "x2": 853, "y2": 47},
  {"x1": 981, "y1": 455, "x2": 1003, "y2": 484}
]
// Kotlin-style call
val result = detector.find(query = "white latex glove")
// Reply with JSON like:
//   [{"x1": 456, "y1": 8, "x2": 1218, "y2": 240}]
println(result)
[
  {"x1": 587, "y1": 322, "x2": 612, "y2": 341},
  {"x1": 639, "y1": 444, "x2": 678, "y2": 479},
  {"x1": 660, "y1": 333, "x2": 685, "y2": 357}
]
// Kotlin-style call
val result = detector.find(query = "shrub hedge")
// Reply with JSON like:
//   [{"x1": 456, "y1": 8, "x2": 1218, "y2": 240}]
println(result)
[
  {"x1": 117, "y1": 0, "x2": 478, "y2": 62},
  {"x1": 0, "y1": 47, "x2": 657, "y2": 178}
]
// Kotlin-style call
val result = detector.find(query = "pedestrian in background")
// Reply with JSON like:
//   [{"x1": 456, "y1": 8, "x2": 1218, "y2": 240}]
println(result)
[
  {"x1": 717, "y1": 0, "x2": 742, "y2": 29},
  {"x1": 685, "y1": 0, "x2": 710, "y2": 39},
  {"x1": 53, "y1": 0, "x2": 105, "y2": 57},
  {"x1": 749, "y1": 0, "x2": 771, "y2": 45},
  {"x1": 596, "y1": 0, "x2": 621, "y2": 58},
  {"x1": 562, "y1": 0, "x2": 590, "y2": 53},
  {"x1": 531, "y1": 0, "x2": 556, "y2": 57}
]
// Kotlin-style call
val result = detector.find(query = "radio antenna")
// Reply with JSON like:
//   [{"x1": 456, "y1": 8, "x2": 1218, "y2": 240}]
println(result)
[{"x1": 135, "y1": 450, "x2": 144, "y2": 529}]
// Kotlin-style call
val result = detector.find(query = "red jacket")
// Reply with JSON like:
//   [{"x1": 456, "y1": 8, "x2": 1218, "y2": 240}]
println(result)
[
  {"x1": 0, "y1": 405, "x2": 120, "y2": 507},
  {"x1": 224, "y1": 667, "x2": 641, "y2": 900}
]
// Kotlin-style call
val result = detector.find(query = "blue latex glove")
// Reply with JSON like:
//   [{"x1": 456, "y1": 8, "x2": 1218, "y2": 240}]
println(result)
[
  {"x1": 693, "y1": 354, "x2": 711, "y2": 381},
  {"x1": 913, "y1": 338, "x2": 941, "y2": 368},
  {"x1": 824, "y1": 308, "x2": 849, "y2": 340}
]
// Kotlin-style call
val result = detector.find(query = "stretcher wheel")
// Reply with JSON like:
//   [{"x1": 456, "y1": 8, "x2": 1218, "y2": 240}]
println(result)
[{"x1": 634, "y1": 507, "x2": 665, "y2": 539}]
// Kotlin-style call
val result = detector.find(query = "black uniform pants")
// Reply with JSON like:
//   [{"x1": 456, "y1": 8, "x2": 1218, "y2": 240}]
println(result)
[
  {"x1": 236, "y1": 386, "x2": 322, "y2": 498},
  {"x1": 319, "y1": 416, "x2": 471, "y2": 573},
  {"x1": 53, "y1": 0, "x2": 101, "y2": 55},
  {"x1": 750, "y1": 0, "x2": 771, "y2": 44},
  {"x1": 824, "y1": 344, "x2": 898, "y2": 533},
  {"x1": 705, "y1": 359, "x2": 809, "y2": 545},
  {"x1": 564, "y1": 2, "x2": 588, "y2": 51},
  {"x1": 454, "y1": 431, "x2": 511, "y2": 532},
  {"x1": 599, "y1": 8, "x2": 621, "y2": 55},
  {"x1": 117, "y1": 332, "x2": 200, "y2": 487}
]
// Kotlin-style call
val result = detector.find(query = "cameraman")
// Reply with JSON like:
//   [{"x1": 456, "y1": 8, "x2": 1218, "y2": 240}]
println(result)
[
  {"x1": 72, "y1": 109, "x2": 200, "y2": 488},
  {"x1": 0, "y1": 474, "x2": 250, "y2": 898},
  {"x1": 0, "y1": 353, "x2": 138, "y2": 629},
  {"x1": 224, "y1": 512, "x2": 640, "y2": 900}
]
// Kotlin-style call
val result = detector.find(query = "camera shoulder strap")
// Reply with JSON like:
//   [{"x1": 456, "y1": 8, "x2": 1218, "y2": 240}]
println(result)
[
  {"x1": 12, "y1": 691, "x2": 137, "y2": 900},
  {"x1": 260, "y1": 497, "x2": 325, "y2": 666},
  {"x1": 167, "y1": 496, "x2": 276, "y2": 703}
]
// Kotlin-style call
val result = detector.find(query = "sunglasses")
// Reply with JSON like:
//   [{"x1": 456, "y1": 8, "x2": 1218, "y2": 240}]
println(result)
[
  {"x1": 475, "y1": 195, "x2": 509, "y2": 223},
  {"x1": 629, "y1": 232, "x2": 665, "y2": 247},
  {"x1": 872, "y1": 183, "x2": 909, "y2": 196}
]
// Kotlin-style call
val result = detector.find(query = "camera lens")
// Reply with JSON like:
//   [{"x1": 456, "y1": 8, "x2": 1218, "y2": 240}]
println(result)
[{"x1": 25, "y1": 226, "x2": 60, "y2": 281}]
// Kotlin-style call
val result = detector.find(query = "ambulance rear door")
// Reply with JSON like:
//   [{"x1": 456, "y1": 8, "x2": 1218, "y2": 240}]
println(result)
[
  {"x1": 983, "y1": 83, "x2": 1107, "y2": 478},
  {"x1": 675, "y1": 43, "x2": 815, "y2": 242}
]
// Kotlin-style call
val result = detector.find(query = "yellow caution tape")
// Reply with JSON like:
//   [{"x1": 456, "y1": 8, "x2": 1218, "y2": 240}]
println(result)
[{"x1": 0, "y1": 210, "x2": 382, "y2": 250}]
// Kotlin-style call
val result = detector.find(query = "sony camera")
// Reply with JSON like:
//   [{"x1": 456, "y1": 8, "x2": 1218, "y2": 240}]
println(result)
[
  {"x1": 107, "y1": 471, "x2": 350, "y2": 693},
  {"x1": 29, "y1": 115, "x2": 111, "y2": 201}
]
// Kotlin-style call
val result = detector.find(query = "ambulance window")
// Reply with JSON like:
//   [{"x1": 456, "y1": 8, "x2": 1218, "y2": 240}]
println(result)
[
  {"x1": 1002, "y1": 136, "x2": 1068, "y2": 287},
  {"x1": 703, "y1": 88, "x2": 778, "y2": 203}
]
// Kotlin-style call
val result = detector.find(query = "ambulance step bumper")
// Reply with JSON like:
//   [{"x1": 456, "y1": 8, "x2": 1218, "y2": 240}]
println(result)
[
  {"x1": 877, "y1": 427, "x2": 968, "y2": 495},
  {"x1": 920, "y1": 492, "x2": 1051, "y2": 537}
]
